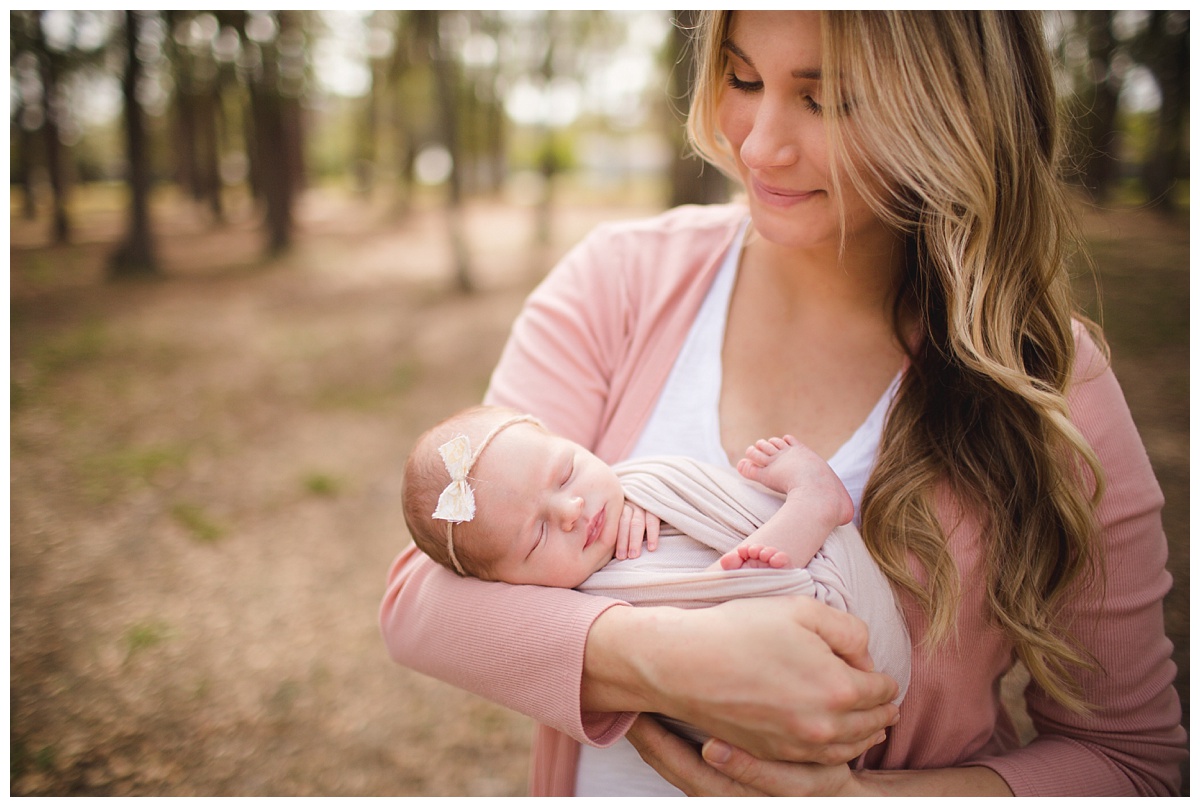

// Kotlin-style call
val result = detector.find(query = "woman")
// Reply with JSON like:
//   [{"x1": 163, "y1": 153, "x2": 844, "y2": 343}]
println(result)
[{"x1": 380, "y1": 11, "x2": 1185, "y2": 795}]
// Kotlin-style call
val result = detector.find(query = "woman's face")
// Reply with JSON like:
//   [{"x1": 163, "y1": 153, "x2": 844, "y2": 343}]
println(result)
[{"x1": 717, "y1": 11, "x2": 888, "y2": 253}]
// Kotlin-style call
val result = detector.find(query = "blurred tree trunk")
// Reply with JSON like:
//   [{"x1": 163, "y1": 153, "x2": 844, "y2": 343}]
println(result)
[
  {"x1": 1136, "y1": 11, "x2": 1189, "y2": 211},
  {"x1": 667, "y1": 10, "x2": 730, "y2": 207},
  {"x1": 35, "y1": 12, "x2": 70, "y2": 244},
  {"x1": 356, "y1": 56, "x2": 381, "y2": 197},
  {"x1": 279, "y1": 12, "x2": 307, "y2": 198},
  {"x1": 389, "y1": 14, "x2": 417, "y2": 217},
  {"x1": 535, "y1": 11, "x2": 558, "y2": 248},
  {"x1": 1075, "y1": 11, "x2": 1121, "y2": 202},
  {"x1": 168, "y1": 18, "x2": 222, "y2": 223},
  {"x1": 235, "y1": 11, "x2": 295, "y2": 256},
  {"x1": 109, "y1": 11, "x2": 159, "y2": 277},
  {"x1": 166, "y1": 11, "x2": 200, "y2": 204},
  {"x1": 478, "y1": 11, "x2": 506, "y2": 196},
  {"x1": 420, "y1": 10, "x2": 473, "y2": 293},
  {"x1": 482, "y1": 81, "x2": 506, "y2": 195},
  {"x1": 254, "y1": 84, "x2": 292, "y2": 254},
  {"x1": 175, "y1": 67, "x2": 200, "y2": 195},
  {"x1": 12, "y1": 102, "x2": 38, "y2": 220},
  {"x1": 196, "y1": 85, "x2": 224, "y2": 221}
]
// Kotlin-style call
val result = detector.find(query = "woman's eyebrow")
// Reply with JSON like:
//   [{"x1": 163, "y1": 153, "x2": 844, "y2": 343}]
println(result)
[
  {"x1": 723, "y1": 37, "x2": 821, "y2": 81},
  {"x1": 722, "y1": 38, "x2": 754, "y2": 67}
]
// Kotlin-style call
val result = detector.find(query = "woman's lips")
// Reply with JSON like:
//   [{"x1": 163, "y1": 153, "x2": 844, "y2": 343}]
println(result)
[
  {"x1": 751, "y1": 178, "x2": 817, "y2": 207},
  {"x1": 584, "y1": 509, "x2": 605, "y2": 549}
]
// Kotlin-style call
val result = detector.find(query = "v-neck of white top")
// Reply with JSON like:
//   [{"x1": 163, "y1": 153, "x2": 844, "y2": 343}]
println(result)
[{"x1": 628, "y1": 217, "x2": 900, "y2": 522}]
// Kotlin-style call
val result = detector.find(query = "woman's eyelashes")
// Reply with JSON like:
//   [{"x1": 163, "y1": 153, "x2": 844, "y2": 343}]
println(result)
[
  {"x1": 724, "y1": 70, "x2": 825, "y2": 115},
  {"x1": 725, "y1": 70, "x2": 762, "y2": 94}
]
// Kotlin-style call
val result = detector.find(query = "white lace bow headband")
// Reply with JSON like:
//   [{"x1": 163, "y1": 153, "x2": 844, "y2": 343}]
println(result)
[{"x1": 432, "y1": 414, "x2": 540, "y2": 575}]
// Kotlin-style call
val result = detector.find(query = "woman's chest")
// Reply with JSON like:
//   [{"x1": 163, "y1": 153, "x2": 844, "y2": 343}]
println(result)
[{"x1": 719, "y1": 308, "x2": 904, "y2": 462}]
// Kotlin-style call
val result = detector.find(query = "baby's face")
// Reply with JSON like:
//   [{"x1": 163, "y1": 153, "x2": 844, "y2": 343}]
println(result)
[{"x1": 467, "y1": 423, "x2": 624, "y2": 588}]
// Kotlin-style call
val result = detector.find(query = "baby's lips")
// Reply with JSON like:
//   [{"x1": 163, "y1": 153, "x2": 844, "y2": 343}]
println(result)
[{"x1": 584, "y1": 508, "x2": 605, "y2": 549}]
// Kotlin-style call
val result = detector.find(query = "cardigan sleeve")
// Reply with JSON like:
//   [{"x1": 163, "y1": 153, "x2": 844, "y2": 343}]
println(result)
[
  {"x1": 973, "y1": 326, "x2": 1187, "y2": 795},
  {"x1": 482, "y1": 220, "x2": 634, "y2": 449},
  {"x1": 379, "y1": 224, "x2": 642, "y2": 746}
]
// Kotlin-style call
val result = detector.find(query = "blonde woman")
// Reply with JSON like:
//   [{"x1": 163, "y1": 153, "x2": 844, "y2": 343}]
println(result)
[{"x1": 380, "y1": 11, "x2": 1185, "y2": 795}]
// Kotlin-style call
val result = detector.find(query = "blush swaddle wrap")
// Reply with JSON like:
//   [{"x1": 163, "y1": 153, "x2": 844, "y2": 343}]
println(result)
[{"x1": 580, "y1": 456, "x2": 911, "y2": 743}]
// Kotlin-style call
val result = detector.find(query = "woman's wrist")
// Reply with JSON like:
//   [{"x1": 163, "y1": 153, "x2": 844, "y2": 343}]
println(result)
[
  {"x1": 581, "y1": 603, "x2": 679, "y2": 714},
  {"x1": 856, "y1": 765, "x2": 1013, "y2": 796}
]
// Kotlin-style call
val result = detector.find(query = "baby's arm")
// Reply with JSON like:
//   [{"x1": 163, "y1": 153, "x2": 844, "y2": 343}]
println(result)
[{"x1": 713, "y1": 436, "x2": 853, "y2": 571}]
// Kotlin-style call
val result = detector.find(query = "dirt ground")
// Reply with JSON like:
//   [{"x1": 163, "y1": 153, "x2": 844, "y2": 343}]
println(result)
[{"x1": 9, "y1": 187, "x2": 1189, "y2": 795}]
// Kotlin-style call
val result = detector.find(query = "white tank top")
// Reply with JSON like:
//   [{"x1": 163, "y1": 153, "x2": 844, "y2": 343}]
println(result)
[{"x1": 575, "y1": 220, "x2": 900, "y2": 796}]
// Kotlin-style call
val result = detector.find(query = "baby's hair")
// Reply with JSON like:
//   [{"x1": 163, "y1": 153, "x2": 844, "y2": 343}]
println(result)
[{"x1": 401, "y1": 404, "x2": 531, "y2": 579}]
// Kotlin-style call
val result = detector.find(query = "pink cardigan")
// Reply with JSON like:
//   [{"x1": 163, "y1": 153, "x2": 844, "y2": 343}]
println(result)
[{"x1": 380, "y1": 204, "x2": 1186, "y2": 796}]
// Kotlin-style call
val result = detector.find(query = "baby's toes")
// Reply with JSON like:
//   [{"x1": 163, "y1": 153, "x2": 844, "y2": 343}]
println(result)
[
  {"x1": 755, "y1": 438, "x2": 781, "y2": 457},
  {"x1": 741, "y1": 445, "x2": 770, "y2": 467},
  {"x1": 736, "y1": 458, "x2": 760, "y2": 481},
  {"x1": 719, "y1": 550, "x2": 745, "y2": 571},
  {"x1": 766, "y1": 436, "x2": 789, "y2": 452},
  {"x1": 767, "y1": 549, "x2": 792, "y2": 568}
]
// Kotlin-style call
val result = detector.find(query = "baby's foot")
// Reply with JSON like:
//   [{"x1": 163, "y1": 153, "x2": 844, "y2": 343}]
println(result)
[
  {"x1": 737, "y1": 435, "x2": 854, "y2": 526},
  {"x1": 719, "y1": 543, "x2": 793, "y2": 571}
]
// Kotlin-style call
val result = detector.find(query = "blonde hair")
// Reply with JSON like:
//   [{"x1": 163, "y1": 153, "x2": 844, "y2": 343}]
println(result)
[{"x1": 688, "y1": 11, "x2": 1107, "y2": 712}]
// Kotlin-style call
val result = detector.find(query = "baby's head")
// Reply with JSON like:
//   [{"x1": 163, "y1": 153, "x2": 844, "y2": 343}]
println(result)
[{"x1": 402, "y1": 405, "x2": 625, "y2": 588}]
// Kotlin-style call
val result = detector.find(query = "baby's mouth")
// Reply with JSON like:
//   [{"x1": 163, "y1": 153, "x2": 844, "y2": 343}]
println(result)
[{"x1": 584, "y1": 509, "x2": 605, "y2": 549}]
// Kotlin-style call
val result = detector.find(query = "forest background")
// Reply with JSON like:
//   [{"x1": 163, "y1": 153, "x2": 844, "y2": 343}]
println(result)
[{"x1": 9, "y1": 10, "x2": 1190, "y2": 796}]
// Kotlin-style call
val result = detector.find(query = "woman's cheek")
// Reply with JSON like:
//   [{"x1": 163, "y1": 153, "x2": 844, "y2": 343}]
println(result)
[{"x1": 717, "y1": 97, "x2": 751, "y2": 155}]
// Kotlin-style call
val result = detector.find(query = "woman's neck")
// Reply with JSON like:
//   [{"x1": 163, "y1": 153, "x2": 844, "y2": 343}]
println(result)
[{"x1": 742, "y1": 227, "x2": 907, "y2": 324}]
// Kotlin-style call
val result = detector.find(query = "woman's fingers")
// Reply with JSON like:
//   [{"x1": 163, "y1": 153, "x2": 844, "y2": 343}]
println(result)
[
  {"x1": 799, "y1": 710, "x2": 892, "y2": 766},
  {"x1": 626, "y1": 716, "x2": 870, "y2": 796},
  {"x1": 626, "y1": 715, "x2": 759, "y2": 796},
  {"x1": 700, "y1": 738, "x2": 865, "y2": 796}
]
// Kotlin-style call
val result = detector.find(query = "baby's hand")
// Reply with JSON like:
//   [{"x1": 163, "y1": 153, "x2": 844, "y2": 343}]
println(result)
[{"x1": 615, "y1": 503, "x2": 660, "y2": 560}]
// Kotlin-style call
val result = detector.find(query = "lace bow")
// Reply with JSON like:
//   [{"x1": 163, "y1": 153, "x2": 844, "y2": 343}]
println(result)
[
  {"x1": 428, "y1": 413, "x2": 540, "y2": 576},
  {"x1": 432, "y1": 434, "x2": 476, "y2": 523}
]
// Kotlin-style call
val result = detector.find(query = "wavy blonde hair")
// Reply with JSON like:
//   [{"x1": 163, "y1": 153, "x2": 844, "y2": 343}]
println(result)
[{"x1": 688, "y1": 11, "x2": 1108, "y2": 712}]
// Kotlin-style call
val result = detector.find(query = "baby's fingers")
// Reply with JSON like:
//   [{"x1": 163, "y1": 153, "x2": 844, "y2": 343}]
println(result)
[
  {"x1": 645, "y1": 513, "x2": 660, "y2": 552},
  {"x1": 616, "y1": 504, "x2": 634, "y2": 559},
  {"x1": 625, "y1": 505, "x2": 647, "y2": 557}
]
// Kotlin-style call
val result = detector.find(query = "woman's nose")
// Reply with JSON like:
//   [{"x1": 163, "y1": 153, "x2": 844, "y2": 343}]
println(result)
[
  {"x1": 740, "y1": 98, "x2": 800, "y2": 169},
  {"x1": 553, "y1": 495, "x2": 584, "y2": 531}
]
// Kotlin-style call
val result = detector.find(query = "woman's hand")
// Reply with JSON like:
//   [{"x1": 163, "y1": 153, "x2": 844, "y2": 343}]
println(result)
[
  {"x1": 582, "y1": 595, "x2": 900, "y2": 765},
  {"x1": 626, "y1": 714, "x2": 874, "y2": 796},
  {"x1": 626, "y1": 715, "x2": 1015, "y2": 796}
]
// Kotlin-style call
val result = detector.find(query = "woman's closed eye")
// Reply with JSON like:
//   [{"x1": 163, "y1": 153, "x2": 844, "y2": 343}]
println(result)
[
  {"x1": 725, "y1": 70, "x2": 762, "y2": 94},
  {"x1": 725, "y1": 70, "x2": 825, "y2": 116}
]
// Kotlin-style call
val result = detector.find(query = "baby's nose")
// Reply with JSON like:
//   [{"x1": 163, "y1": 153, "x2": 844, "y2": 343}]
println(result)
[{"x1": 556, "y1": 496, "x2": 584, "y2": 530}]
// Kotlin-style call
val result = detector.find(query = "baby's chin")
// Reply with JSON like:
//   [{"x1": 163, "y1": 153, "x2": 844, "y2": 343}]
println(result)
[{"x1": 589, "y1": 536, "x2": 619, "y2": 575}]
